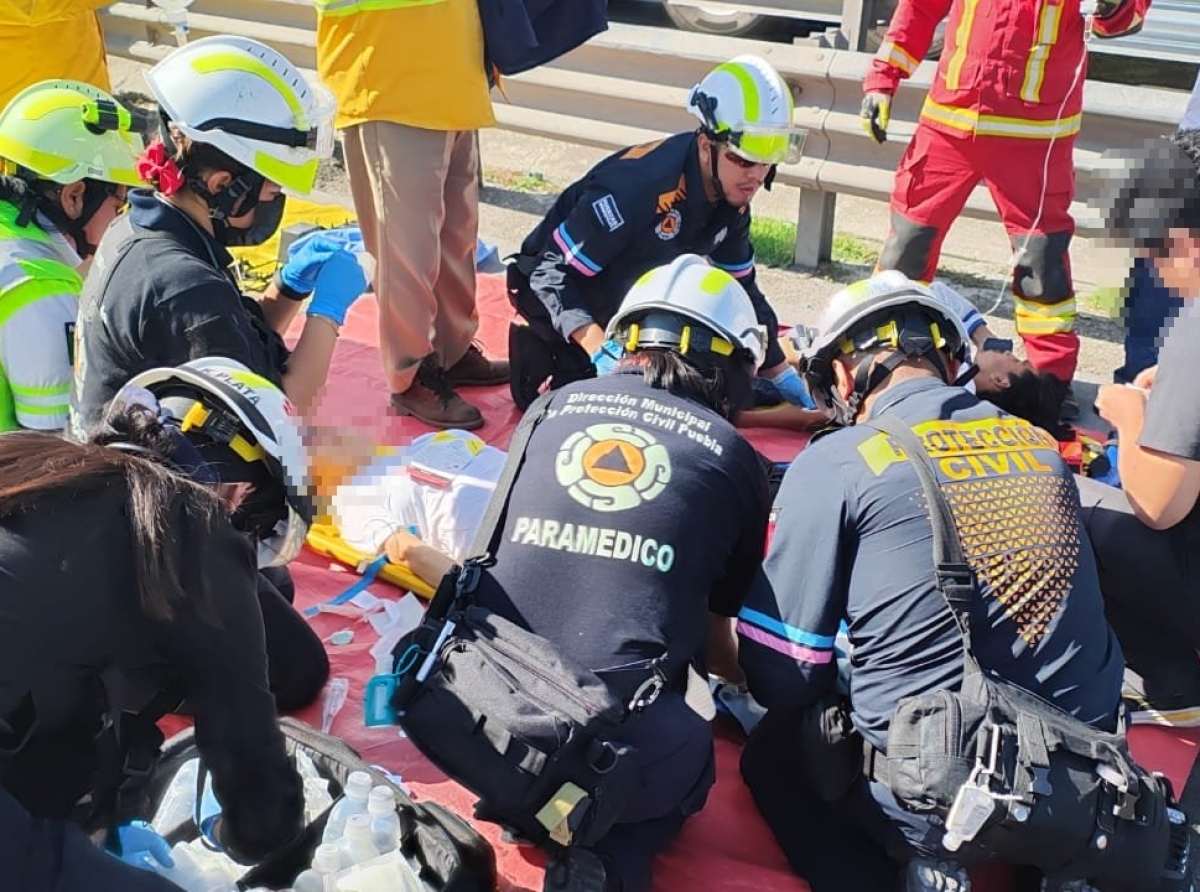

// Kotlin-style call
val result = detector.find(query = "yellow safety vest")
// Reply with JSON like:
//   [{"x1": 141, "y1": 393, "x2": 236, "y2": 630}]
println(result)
[{"x1": 0, "y1": 201, "x2": 82, "y2": 431}]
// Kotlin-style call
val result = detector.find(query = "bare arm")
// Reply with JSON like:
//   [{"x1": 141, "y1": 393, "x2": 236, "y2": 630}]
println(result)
[
  {"x1": 706, "y1": 614, "x2": 745, "y2": 684},
  {"x1": 382, "y1": 529, "x2": 456, "y2": 586},
  {"x1": 281, "y1": 316, "x2": 339, "y2": 416},
  {"x1": 258, "y1": 281, "x2": 304, "y2": 335}
]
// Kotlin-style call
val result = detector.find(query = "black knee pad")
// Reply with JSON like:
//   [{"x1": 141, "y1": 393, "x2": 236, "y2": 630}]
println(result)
[
  {"x1": 879, "y1": 213, "x2": 940, "y2": 280},
  {"x1": 1012, "y1": 230, "x2": 1073, "y2": 301},
  {"x1": 509, "y1": 322, "x2": 558, "y2": 411}
]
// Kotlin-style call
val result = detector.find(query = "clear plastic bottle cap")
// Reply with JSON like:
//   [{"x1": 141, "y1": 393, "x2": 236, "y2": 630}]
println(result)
[
  {"x1": 367, "y1": 786, "x2": 396, "y2": 815},
  {"x1": 345, "y1": 813, "x2": 373, "y2": 838},
  {"x1": 313, "y1": 843, "x2": 343, "y2": 874},
  {"x1": 345, "y1": 771, "x2": 373, "y2": 801}
]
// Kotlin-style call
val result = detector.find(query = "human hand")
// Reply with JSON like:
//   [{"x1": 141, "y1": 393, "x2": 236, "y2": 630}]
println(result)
[
  {"x1": 571, "y1": 323, "x2": 607, "y2": 357},
  {"x1": 1133, "y1": 365, "x2": 1157, "y2": 391},
  {"x1": 383, "y1": 528, "x2": 424, "y2": 566},
  {"x1": 860, "y1": 92, "x2": 892, "y2": 144},
  {"x1": 108, "y1": 820, "x2": 174, "y2": 870},
  {"x1": 279, "y1": 226, "x2": 364, "y2": 296},
  {"x1": 769, "y1": 365, "x2": 818, "y2": 409},
  {"x1": 591, "y1": 339, "x2": 624, "y2": 376},
  {"x1": 306, "y1": 250, "x2": 370, "y2": 327},
  {"x1": 1095, "y1": 382, "x2": 1148, "y2": 432}
]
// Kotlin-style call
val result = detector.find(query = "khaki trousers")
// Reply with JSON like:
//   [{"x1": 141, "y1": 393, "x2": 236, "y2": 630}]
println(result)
[{"x1": 343, "y1": 122, "x2": 480, "y2": 394}]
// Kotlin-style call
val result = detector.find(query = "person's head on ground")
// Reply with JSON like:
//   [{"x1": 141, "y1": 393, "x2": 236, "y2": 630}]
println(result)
[
  {"x1": 111, "y1": 357, "x2": 315, "y2": 568},
  {"x1": 0, "y1": 79, "x2": 145, "y2": 258},
  {"x1": 971, "y1": 351, "x2": 1067, "y2": 435},
  {"x1": 141, "y1": 36, "x2": 335, "y2": 247},
  {"x1": 1101, "y1": 131, "x2": 1200, "y2": 298},
  {"x1": 797, "y1": 270, "x2": 968, "y2": 425},
  {"x1": 606, "y1": 254, "x2": 765, "y2": 419},
  {"x1": 686, "y1": 55, "x2": 804, "y2": 209}
]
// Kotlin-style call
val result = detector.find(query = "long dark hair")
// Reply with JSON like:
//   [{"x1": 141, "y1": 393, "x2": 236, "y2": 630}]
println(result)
[
  {"x1": 0, "y1": 404, "x2": 224, "y2": 622},
  {"x1": 629, "y1": 347, "x2": 756, "y2": 420}
]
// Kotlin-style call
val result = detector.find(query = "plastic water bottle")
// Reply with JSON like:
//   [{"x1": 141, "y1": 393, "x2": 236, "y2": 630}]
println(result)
[
  {"x1": 321, "y1": 771, "x2": 373, "y2": 844},
  {"x1": 336, "y1": 814, "x2": 380, "y2": 869},
  {"x1": 293, "y1": 843, "x2": 343, "y2": 892},
  {"x1": 366, "y1": 786, "x2": 401, "y2": 854}
]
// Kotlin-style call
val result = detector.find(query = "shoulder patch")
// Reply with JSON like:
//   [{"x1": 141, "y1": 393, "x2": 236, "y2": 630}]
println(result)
[{"x1": 592, "y1": 194, "x2": 625, "y2": 233}]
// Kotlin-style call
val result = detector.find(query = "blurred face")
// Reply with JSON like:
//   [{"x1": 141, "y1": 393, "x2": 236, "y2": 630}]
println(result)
[
  {"x1": 1145, "y1": 229, "x2": 1200, "y2": 297},
  {"x1": 80, "y1": 184, "x2": 128, "y2": 250}
]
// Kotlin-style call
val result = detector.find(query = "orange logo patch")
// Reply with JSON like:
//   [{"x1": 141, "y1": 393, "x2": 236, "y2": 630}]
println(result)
[
  {"x1": 655, "y1": 208, "x2": 682, "y2": 241},
  {"x1": 582, "y1": 439, "x2": 646, "y2": 487}
]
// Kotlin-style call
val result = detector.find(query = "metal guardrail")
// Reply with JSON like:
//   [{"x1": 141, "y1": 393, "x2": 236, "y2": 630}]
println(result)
[
  {"x1": 101, "y1": 0, "x2": 1189, "y2": 266},
  {"x1": 659, "y1": 0, "x2": 1200, "y2": 66}
]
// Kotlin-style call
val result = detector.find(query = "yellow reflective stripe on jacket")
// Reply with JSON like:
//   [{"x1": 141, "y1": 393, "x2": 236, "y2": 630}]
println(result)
[
  {"x1": 314, "y1": 0, "x2": 446, "y2": 17},
  {"x1": 944, "y1": 0, "x2": 981, "y2": 91},
  {"x1": 878, "y1": 40, "x2": 920, "y2": 76},
  {"x1": 921, "y1": 97, "x2": 1082, "y2": 139},
  {"x1": 1013, "y1": 295, "x2": 1077, "y2": 335},
  {"x1": 1020, "y1": 1, "x2": 1065, "y2": 103}
]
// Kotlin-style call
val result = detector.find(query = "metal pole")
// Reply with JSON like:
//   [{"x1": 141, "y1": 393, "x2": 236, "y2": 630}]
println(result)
[{"x1": 841, "y1": 0, "x2": 883, "y2": 53}]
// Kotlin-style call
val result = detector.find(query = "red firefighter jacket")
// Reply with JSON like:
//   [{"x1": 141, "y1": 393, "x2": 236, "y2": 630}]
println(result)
[{"x1": 863, "y1": 0, "x2": 1151, "y2": 141}]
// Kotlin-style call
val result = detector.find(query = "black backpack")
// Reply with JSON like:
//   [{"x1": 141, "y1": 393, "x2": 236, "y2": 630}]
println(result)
[{"x1": 139, "y1": 718, "x2": 496, "y2": 892}]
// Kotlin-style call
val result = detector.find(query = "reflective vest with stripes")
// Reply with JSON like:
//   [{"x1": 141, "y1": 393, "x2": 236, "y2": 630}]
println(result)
[
  {"x1": 864, "y1": 0, "x2": 1152, "y2": 141},
  {"x1": 0, "y1": 200, "x2": 81, "y2": 430}
]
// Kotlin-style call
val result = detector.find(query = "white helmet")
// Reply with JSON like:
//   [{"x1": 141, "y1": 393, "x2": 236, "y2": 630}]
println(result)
[
  {"x1": 144, "y1": 35, "x2": 335, "y2": 196},
  {"x1": 606, "y1": 254, "x2": 767, "y2": 368},
  {"x1": 795, "y1": 271, "x2": 968, "y2": 419},
  {"x1": 686, "y1": 55, "x2": 804, "y2": 166},
  {"x1": 119, "y1": 358, "x2": 313, "y2": 568}
]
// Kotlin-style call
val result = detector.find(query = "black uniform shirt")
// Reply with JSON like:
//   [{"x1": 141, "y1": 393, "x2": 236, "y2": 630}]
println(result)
[
  {"x1": 70, "y1": 189, "x2": 288, "y2": 437},
  {"x1": 515, "y1": 132, "x2": 784, "y2": 368},
  {"x1": 480, "y1": 373, "x2": 770, "y2": 679},
  {"x1": 0, "y1": 482, "x2": 303, "y2": 862}
]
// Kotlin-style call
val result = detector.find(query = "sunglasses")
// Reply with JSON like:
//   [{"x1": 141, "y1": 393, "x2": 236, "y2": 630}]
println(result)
[{"x1": 722, "y1": 148, "x2": 773, "y2": 171}]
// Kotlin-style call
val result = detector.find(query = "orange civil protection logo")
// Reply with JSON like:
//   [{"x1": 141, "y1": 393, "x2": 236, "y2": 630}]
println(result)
[{"x1": 556, "y1": 422, "x2": 672, "y2": 512}]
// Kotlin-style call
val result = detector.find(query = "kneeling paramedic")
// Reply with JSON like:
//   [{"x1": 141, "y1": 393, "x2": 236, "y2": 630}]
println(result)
[
  {"x1": 0, "y1": 79, "x2": 144, "y2": 431},
  {"x1": 386, "y1": 254, "x2": 772, "y2": 892},
  {"x1": 0, "y1": 358, "x2": 313, "y2": 890},
  {"x1": 737, "y1": 274, "x2": 1134, "y2": 892},
  {"x1": 506, "y1": 55, "x2": 822, "y2": 419}
]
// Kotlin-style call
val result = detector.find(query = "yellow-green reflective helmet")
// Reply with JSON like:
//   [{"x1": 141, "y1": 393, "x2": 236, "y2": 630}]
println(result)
[
  {"x1": 686, "y1": 55, "x2": 805, "y2": 166},
  {"x1": 0, "y1": 80, "x2": 145, "y2": 187}
]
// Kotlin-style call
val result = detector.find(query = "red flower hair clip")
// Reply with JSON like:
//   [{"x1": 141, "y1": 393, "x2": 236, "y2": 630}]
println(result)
[{"x1": 136, "y1": 141, "x2": 185, "y2": 196}]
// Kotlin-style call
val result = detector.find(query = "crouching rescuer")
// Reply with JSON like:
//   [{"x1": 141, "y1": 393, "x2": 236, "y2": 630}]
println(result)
[{"x1": 736, "y1": 272, "x2": 1190, "y2": 892}]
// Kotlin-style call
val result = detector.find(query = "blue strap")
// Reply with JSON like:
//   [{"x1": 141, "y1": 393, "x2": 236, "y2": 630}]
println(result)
[{"x1": 304, "y1": 554, "x2": 389, "y2": 617}]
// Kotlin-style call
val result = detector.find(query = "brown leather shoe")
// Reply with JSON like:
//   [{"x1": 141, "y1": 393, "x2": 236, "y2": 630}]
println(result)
[
  {"x1": 391, "y1": 362, "x2": 483, "y2": 430},
  {"x1": 444, "y1": 344, "x2": 509, "y2": 387}
]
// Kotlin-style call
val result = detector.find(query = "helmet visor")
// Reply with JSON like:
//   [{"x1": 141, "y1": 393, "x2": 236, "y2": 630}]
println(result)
[
  {"x1": 727, "y1": 124, "x2": 806, "y2": 166},
  {"x1": 307, "y1": 83, "x2": 337, "y2": 161}
]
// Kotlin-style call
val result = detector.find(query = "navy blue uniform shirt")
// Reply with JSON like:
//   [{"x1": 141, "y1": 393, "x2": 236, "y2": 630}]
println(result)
[
  {"x1": 513, "y1": 132, "x2": 784, "y2": 369},
  {"x1": 70, "y1": 189, "x2": 288, "y2": 436},
  {"x1": 740, "y1": 377, "x2": 1124, "y2": 750}
]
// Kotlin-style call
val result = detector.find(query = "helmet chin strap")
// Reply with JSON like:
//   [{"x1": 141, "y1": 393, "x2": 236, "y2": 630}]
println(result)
[
  {"x1": 840, "y1": 346, "x2": 954, "y2": 426},
  {"x1": 13, "y1": 175, "x2": 111, "y2": 259},
  {"x1": 706, "y1": 136, "x2": 729, "y2": 205}
]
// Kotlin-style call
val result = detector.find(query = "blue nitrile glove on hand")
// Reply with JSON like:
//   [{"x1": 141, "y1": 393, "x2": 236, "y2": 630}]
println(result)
[
  {"x1": 591, "y1": 339, "x2": 624, "y2": 376},
  {"x1": 196, "y1": 770, "x2": 226, "y2": 853},
  {"x1": 769, "y1": 366, "x2": 817, "y2": 409},
  {"x1": 107, "y1": 820, "x2": 174, "y2": 871},
  {"x1": 306, "y1": 249, "x2": 369, "y2": 327},
  {"x1": 277, "y1": 226, "x2": 364, "y2": 297}
]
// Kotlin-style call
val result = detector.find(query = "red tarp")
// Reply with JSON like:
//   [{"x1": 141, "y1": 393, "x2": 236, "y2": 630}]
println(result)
[{"x1": 272, "y1": 275, "x2": 1198, "y2": 892}]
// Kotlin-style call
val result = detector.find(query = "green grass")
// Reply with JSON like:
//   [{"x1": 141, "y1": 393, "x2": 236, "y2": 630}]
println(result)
[
  {"x1": 831, "y1": 232, "x2": 878, "y2": 267},
  {"x1": 749, "y1": 217, "x2": 797, "y2": 268},
  {"x1": 1080, "y1": 286, "x2": 1126, "y2": 319},
  {"x1": 486, "y1": 168, "x2": 554, "y2": 193}
]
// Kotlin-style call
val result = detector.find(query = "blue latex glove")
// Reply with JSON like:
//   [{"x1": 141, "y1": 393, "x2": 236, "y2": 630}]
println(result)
[
  {"x1": 279, "y1": 226, "x2": 364, "y2": 296},
  {"x1": 108, "y1": 820, "x2": 174, "y2": 871},
  {"x1": 591, "y1": 339, "x2": 624, "y2": 376},
  {"x1": 306, "y1": 249, "x2": 369, "y2": 327},
  {"x1": 196, "y1": 772, "x2": 225, "y2": 853},
  {"x1": 768, "y1": 366, "x2": 817, "y2": 409}
]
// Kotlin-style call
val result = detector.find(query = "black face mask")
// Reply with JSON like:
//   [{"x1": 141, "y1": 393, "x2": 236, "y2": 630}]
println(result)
[{"x1": 213, "y1": 192, "x2": 287, "y2": 247}]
